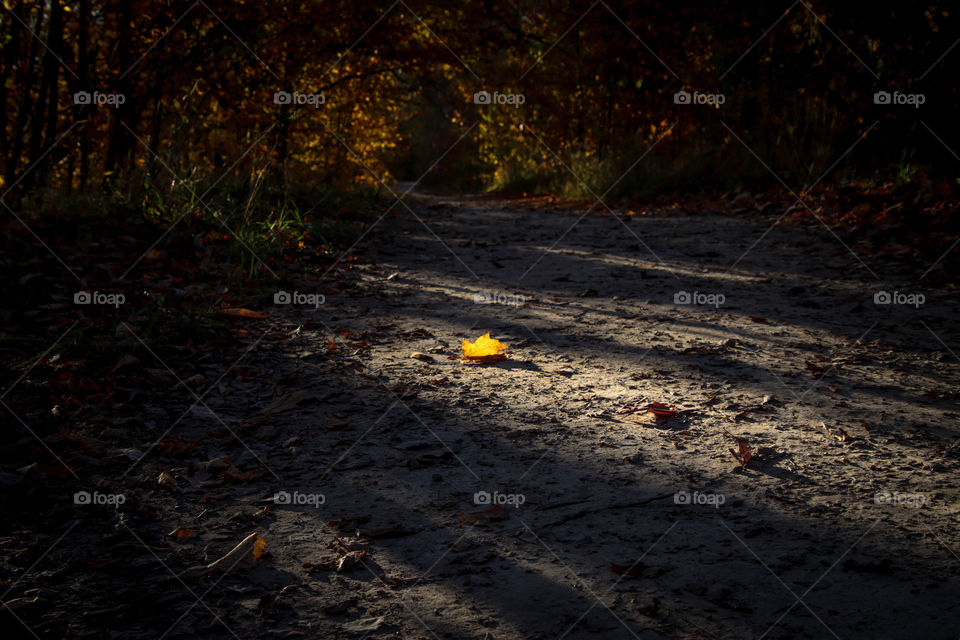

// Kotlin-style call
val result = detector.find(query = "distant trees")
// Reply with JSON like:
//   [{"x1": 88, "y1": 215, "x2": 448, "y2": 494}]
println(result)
[{"x1": 0, "y1": 0, "x2": 955, "y2": 204}]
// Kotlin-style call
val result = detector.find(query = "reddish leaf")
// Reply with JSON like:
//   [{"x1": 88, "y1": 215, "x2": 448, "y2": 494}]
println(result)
[{"x1": 219, "y1": 307, "x2": 268, "y2": 319}]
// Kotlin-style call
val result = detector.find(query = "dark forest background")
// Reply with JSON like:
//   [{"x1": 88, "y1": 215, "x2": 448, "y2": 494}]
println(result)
[{"x1": 2, "y1": 1, "x2": 955, "y2": 205}]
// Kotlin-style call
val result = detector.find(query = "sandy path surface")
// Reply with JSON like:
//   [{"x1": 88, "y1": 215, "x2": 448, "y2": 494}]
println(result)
[{"x1": 15, "y1": 191, "x2": 958, "y2": 639}]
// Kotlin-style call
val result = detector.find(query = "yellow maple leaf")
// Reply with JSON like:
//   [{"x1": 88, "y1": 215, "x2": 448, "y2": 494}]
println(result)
[{"x1": 461, "y1": 332, "x2": 509, "y2": 359}]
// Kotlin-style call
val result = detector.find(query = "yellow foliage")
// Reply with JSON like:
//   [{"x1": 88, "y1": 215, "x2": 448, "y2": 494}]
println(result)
[{"x1": 461, "y1": 332, "x2": 508, "y2": 359}]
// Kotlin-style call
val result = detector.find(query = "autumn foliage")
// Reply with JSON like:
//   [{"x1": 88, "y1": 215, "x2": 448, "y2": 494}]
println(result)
[{"x1": 0, "y1": 0, "x2": 956, "y2": 206}]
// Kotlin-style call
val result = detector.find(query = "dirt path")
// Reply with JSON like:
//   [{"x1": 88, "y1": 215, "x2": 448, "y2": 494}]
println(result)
[{"x1": 9, "y1": 191, "x2": 959, "y2": 639}]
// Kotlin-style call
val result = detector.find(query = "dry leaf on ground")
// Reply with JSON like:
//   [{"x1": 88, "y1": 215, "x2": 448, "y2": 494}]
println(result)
[
  {"x1": 646, "y1": 402, "x2": 679, "y2": 421},
  {"x1": 206, "y1": 531, "x2": 267, "y2": 572},
  {"x1": 218, "y1": 307, "x2": 268, "y2": 319},
  {"x1": 461, "y1": 332, "x2": 509, "y2": 362},
  {"x1": 724, "y1": 430, "x2": 753, "y2": 467},
  {"x1": 336, "y1": 550, "x2": 366, "y2": 572},
  {"x1": 342, "y1": 615, "x2": 386, "y2": 633}
]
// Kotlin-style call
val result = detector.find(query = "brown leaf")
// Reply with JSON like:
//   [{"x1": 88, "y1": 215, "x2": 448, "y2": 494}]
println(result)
[
  {"x1": 157, "y1": 470, "x2": 178, "y2": 488},
  {"x1": 328, "y1": 537, "x2": 367, "y2": 553},
  {"x1": 218, "y1": 307, "x2": 268, "y2": 319},
  {"x1": 646, "y1": 402, "x2": 678, "y2": 422},
  {"x1": 205, "y1": 531, "x2": 267, "y2": 572},
  {"x1": 724, "y1": 430, "x2": 753, "y2": 467},
  {"x1": 336, "y1": 550, "x2": 366, "y2": 572}
]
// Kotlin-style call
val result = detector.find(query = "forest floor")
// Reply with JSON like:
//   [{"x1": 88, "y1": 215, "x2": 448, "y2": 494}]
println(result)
[{"x1": 2, "y1": 187, "x2": 960, "y2": 639}]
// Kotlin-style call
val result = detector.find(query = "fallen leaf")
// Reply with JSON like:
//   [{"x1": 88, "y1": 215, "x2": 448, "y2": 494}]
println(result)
[
  {"x1": 336, "y1": 550, "x2": 366, "y2": 572},
  {"x1": 342, "y1": 615, "x2": 385, "y2": 633},
  {"x1": 646, "y1": 402, "x2": 678, "y2": 421},
  {"x1": 206, "y1": 531, "x2": 267, "y2": 572},
  {"x1": 218, "y1": 307, "x2": 268, "y2": 319},
  {"x1": 220, "y1": 464, "x2": 257, "y2": 483},
  {"x1": 724, "y1": 430, "x2": 752, "y2": 467},
  {"x1": 824, "y1": 424, "x2": 853, "y2": 443},
  {"x1": 461, "y1": 332, "x2": 509, "y2": 361},
  {"x1": 328, "y1": 537, "x2": 367, "y2": 552},
  {"x1": 157, "y1": 470, "x2": 177, "y2": 488}
]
